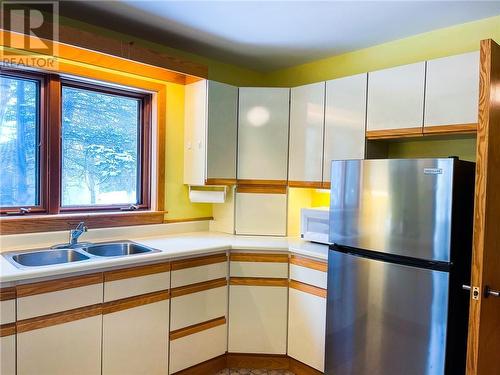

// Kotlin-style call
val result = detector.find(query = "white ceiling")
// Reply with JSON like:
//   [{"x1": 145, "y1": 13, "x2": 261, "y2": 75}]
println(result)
[{"x1": 65, "y1": 1, "x2": 500, "y2": 72}]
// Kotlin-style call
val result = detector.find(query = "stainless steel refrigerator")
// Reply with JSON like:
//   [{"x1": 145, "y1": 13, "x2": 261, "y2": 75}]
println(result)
[{"x1": 326, "y1": 158, "x2": 475, "y2": 375}]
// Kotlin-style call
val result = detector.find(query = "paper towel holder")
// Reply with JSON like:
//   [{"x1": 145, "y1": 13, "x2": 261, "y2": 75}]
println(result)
[{"x1": 188, "y1": 185, "x2": 227, "y2": 203}]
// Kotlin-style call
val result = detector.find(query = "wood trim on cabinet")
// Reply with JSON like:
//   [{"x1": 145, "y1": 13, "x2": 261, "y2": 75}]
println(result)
[
  {"x1": 289, "y1": 357, "x2": 324, "y2": 375},
  {"x1": 290, "y1": 255, "x2": 328, "y2": 272},
  {"x1": 226, "y1": 353, "x2": 289, "y2": 370},
  {"x1": 0, "y1": 211, "x2": 165, "y2": 235},
  {"x1": 230, "y1": 253, "x2": 289, "y2": 263},
  {"x1": 423, "y1": 123, "x2": 478, "y2": 134},
  {"x1": 171, "y1": 253, "x2": 227, "y2": 271},
  {"x1": 366, "y1": 127, "x2": 423, "y2": 140},
  {"x1": 289, "y1": 280, "x2": 327, "y2": 299},
  {"x1": 288, "y1": 181, "x2": 323, "y2": 188},
  {"x1": 16, "y1": 303, "x2": 102, "y2": 333},
  {"x1": 171, "y1": 354, "x2": 227, "y2": 375},
  {"x1": 104, "y1": 262, "x2": 170, "y2": 282},
  {"x1": 236, "y1": 185, "x2": 287, "y2": 194},
  {"x1": 0, "y1": 287, "x2": 16, "y2": 301},
  {"x1": 237, "y1": 179, "x2": 288, "y2": 186},
  {"x1": 164, "y1": 216, "x2": 214, "y2": 224},
  {"x1": 229, "y1": 277, "x2": 288, "y2": 287},
  {"x1": 321, "y1": 181, "x2": 331, "y2": 190},
  {"x1": 171, "y1": 278, "x2": 227, "y2": 298},
  {"x1": 169, "y1": 316, "x2": 226, "y2": 341},
  {"x1": 16, "y1": 273, "x2": 103, "y2": 298},
  {"x1": 205, "y1": 178, "x2": 237, "y2": 186},
  {"x1": 102, "y1": 290, "x2": 169, "y2": 314},
  {"x1": 0, "y1": 323, "x2": 16, "y2": 337}
]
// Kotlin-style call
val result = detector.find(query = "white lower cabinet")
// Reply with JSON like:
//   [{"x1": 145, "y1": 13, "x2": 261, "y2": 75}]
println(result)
[
  {"x1": 288, "y1": 289, "x2": 326, "y2": 371},
  {"x1": 228, "y1": 284, "x2": 288, "y2": 354},
  {"x1": 102, "y1": 299, "x2": 169, "y2": 375},
  {"x1": 1, "y1": 334, "x2": 16, "y2": 375},
  {"x1": 17, "y1": 314, "x2": 102, "y2": 375}
]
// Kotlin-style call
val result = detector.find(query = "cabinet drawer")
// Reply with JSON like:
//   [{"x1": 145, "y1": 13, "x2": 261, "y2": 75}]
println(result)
[
  {"x1": 171, "y1": 254, "x2": 227, "y2": 288},
  {"x1": 170, "y1": 320, "x2": 227, "y2": 374},
  {"x1": 290, "y1": 255, "x2": 328, "y2": 289},
  {"x1": 17, "y1": 274, "x2": 103, "y2": 320},
  {"x1": 104, "y1": 263, "x2": 170, "y2": 302},
  {"x1": 171, "y1": 285, "x2": 227, "y2": 331},
  {"x1": 230, "y1": 253, "x2": 289, "y2": 278}
]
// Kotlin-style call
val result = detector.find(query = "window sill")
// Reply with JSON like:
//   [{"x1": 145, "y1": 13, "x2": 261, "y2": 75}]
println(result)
[{"x1": 0, "y1": 211, "x2": 166, "y2": 235}]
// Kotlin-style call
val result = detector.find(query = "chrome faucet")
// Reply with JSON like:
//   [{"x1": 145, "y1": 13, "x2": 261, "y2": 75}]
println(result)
[{"x1": 69, "y1": 222, "x2": 88, "y2": 246}]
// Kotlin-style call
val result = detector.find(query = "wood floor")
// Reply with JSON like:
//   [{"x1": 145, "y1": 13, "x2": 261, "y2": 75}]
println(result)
[{"x1": 215, "y1": 369, "x2": 295, "y2": 375}]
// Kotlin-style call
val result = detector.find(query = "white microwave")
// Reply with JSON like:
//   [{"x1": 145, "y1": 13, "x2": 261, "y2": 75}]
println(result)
[{"x1": 300, "y1": 207, "x2": 331, "y2": 245}]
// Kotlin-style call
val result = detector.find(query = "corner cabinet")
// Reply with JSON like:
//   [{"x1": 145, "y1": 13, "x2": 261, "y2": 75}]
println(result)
[
  {"x1": 237, "y1": 87, "x2": 290, "y2": 183},
  {"x1": 424, "y1": 51, "x2": 479, "y2": 133},
  {"x1": 366, "y1": 62, "x2": 425, "y2": 137},
  {"x1": 184, "y1": 80, "x2": 238, "y2": 186},
  {"x1": 323, "y1": 73, "x2": 367, "y2": 184},
  {"x1": 288, "y1": 82, "x2": 326, "y2": 186},
  {"x1": 228, "y1": 253, "x2": 289, "y2": 354}
]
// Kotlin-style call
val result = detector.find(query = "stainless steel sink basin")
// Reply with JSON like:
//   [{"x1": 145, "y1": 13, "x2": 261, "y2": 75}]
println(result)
[
  {"x1": 7, "y1": 249, "x2": 90, "y2": 268},
  {"x1": 81, "y1": 242, "x2": 157, "y2": 257}
]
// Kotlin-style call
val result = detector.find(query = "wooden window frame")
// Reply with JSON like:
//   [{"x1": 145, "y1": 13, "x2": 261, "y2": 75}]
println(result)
[{"x1": 1, "y1": 68, "x2": 153, "y2": 216}]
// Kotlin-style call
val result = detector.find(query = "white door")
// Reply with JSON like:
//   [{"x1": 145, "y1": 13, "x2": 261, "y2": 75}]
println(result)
[
  {"x1": 367, "y1": 62, "x2": 425, "y2": 132},
  {"x1": 289, "y1": 82, "x2": 325, "y2": 184},
  {"x1": 207, "y1": 81, "x2": 238, "y2": 181},
  {"x1": 323, "y1": 73, "x2": 367, "y2": 183},
  {"x1": 102, "y1": 299, "x2": 169, "y2": 375},
  {"x1": 238, "y1": 87, "x2": 290, "y2": 181},
  {"x1": 424, "y1": 51, "x2": 479, "y2": 128}
]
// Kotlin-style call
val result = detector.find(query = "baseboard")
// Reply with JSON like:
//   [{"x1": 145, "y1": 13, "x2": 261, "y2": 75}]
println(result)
[
  {"x1": 172, "y1": 354, "x2": 227, "y2": 375},
  {"x1": 226, "y1": 353, "x2": 289, "y2": 369},
  {"x1": 173, "y1": 352, "x2": 323, "y2": 375}
]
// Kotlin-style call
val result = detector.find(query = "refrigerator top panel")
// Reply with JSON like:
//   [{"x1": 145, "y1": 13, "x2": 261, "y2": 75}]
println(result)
[{"x1": 329, "y1": 158, "x2": 454, "y2": 262}]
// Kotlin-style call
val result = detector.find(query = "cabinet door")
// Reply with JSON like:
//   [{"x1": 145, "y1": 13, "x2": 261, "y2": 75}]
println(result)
[
  {"x1": 207, "y1": 81, "x2": 238, "y2": 182},
  {"x1": 238, "y1": 88, "x2": 290, "y2": 181},
  {"x1": 228, "y1": 284, "x2": 288, "y2": 354},
  {"x1": 288, "y1": 288, "x2": 326, "y2": 372},
  {"x1": 235, "y1": 192, "x2": 287, "y2": 236},
  {"x1": 367, "y1": 62, "x2": 425, "y2": 132},
  {"x1": 1, "y1": 334, "x2": 15, "y2": 375},
  {"x1": 184, "y1": 79, "x2": 208, "y2": 186},
  {"x1": 289, "y1": 82, "x2": 325, "y2": 184},
  {"x1": 323, "y1": 74, "x2": 366, "y2": 183},
  {"x1": 424, "y1": 52, "x2": 479, "y2": 128},
  {"x1": 17, "y1": 312, "x2": 102, "y2": 375},
  {"x1": 102, "y1": 298, "x2": 169, "y2": 375}
]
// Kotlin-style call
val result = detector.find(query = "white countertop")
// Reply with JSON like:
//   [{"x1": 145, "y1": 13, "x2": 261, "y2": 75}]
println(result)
[{"x1": 0, "y1": 231, "x2": 328, "y2": 284}]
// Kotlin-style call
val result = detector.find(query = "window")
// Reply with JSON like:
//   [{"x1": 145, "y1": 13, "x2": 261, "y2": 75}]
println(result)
[
  {"x1": 0, "y1": 73, "x2": 41, "y2": 209},
  {"x1": 0, "y1": 70, "x2": 151, "y2": 215}
]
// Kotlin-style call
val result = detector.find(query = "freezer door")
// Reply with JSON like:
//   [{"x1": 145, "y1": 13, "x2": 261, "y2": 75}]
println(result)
[
  {"x1": 329, "y1": 158, "x2": 454, "y2": 262},
  {"x1": 325, "y1": 250, "x2": 449, "y2": 375}
]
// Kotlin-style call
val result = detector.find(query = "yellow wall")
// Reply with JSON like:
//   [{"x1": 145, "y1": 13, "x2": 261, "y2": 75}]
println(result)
[{"x1": 263, "y1": 15, "x2": 500, "y2": 87}]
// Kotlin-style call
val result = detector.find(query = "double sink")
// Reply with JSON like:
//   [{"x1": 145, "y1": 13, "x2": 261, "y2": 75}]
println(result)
[{"x1": 4, "y1": 241, "x2": 160, "y2": 269}]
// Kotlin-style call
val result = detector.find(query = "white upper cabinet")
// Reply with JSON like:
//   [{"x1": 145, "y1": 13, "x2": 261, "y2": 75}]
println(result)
[
  {"x1": 289, "y1": 82, "x2": 325, "y2": 183},
  {"x1": 207, "y1": 81, "x2": 239, "y2": 180},
  {"x1": 184, "y1": 80, "x2": 238, "y2": 185},
  {"x1": 367, "y1": 62, "x2": 425, "y2": 132},
  {"x1": 424, "y1": 51, "x2": 479, "y2": 128},
  {"x1": 323, "y1": 73, "x2": 367, "y2": 182},
  {"x1": 238, "y1": 87, "x2": 290, "y2": 181}
]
